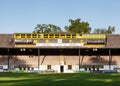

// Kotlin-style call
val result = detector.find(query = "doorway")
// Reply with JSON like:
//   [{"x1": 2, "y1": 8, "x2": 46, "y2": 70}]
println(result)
[{"x1": 60, "y1": 66, "x2": 64, "y2": 73}]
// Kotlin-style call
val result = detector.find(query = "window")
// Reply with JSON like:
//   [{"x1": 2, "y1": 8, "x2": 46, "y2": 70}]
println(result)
[
  {"x1": 44, "y1": 34, "x2": 48, "y2": 38},
  {"x1": 72, "y1": 34, "x2": 76, "y2": 38},
  {"x1": 97, "y1": 68, "x2": 99, "y2": 71},
  {"x1": 38, "y1": 34, "x2": 42, "y2": 38},
  {"x1": 16, "y1": 34, "x2": 20, "y2": 36},
  {"x1": 47, "y1": 65, "x2": 51, "y2": 69},
  {"x1": 66, "y1": 34, "x2": 71, "y2": 38},
  {"x1": 15, "y1": 34, "x2": 20, "y2": 38},
  {"x1": 19, "y1": 67, "x2": 22, "y2": 70},
  {"x1": 89, "y1": 68, "x2": 91, "y2": 71},
  {"x1": 21, "y1": 34, "x2": 25, "y2": 38},
  {"x1": 27, "y1": 34, "x2": 31, "y2": 38},
  {"x1": 55, "y1": 34, "x2": 59, "y2": 38},
  {"x1": 49, "y1": 34, "x2": 54, "y2": 36},
  {"x1": 85, "y1": 68, "x2": 87, "y2": 71},
  {"x1": 23, "y1": 67, "x2": 26, "y2": 70},
  {"x1": 68, "y1": 65, "x2": 72, "y2": 70},
  {"x1": 31, "y1": 68, "x2": 34, "y2": 70},
  {"x1": 32, "y1": 34, "x2": 37, "y2": 38},
  {"x1": 49, "y1": 34, "x2": 54, "y2": 38},
  {"x1": 28, "y1": 67, "x2": 30, "y2": 70},
  {"x1": 80, "y1": 34, "x2": 82, "y2": 36}
]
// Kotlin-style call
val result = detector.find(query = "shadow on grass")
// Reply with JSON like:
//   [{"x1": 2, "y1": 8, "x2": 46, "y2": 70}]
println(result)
[{"x1": 0, "y1": 73, "x2": 120, "y2": 86}]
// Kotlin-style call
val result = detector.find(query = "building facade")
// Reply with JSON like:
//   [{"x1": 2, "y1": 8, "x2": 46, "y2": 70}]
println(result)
[{"x1": 0, "y1": 33, "x2": 120, "y2": 73}]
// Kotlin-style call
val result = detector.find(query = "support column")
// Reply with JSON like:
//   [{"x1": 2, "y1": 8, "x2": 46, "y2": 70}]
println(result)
[
  {"x1": 79, "y1": 49, "x2": 80, "y2": 70},
  {"x1": 109, "y1": 49, "x2": 112, "y2": 70},
  {"x1": 38, "y1": 48, "x2": 40, "y2": 70},
  {"x1": 7, "y1": 48, "x2": 10, "y2": 70},
  {"x1": 81, "y1": 55, "x2": 84, "y2": 66}
]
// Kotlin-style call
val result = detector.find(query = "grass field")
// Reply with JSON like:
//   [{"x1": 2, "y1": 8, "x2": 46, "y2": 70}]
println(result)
[{"x1": 0, "y1": 72, "x2": 120, "y2": 86}]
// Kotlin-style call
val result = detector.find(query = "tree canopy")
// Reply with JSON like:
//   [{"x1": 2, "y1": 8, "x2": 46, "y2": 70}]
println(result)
[
  {"x1": 94, "y1": 26, "x2": 115, "y2": 34},
  {"x1": 64, "y1": 18, "x2": 91, "y2": 34},
  {"x1": 33, "y1": 18, "x2": 115, "y2": 34},
  {"x1": 33, "y1": 24, "x2": 63, "y2": 33}
]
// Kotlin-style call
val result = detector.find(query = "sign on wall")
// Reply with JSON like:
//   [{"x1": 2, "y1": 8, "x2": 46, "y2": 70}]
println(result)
[
  {"x1": 36, "y1": 43, "x2": 84, "y2": 47},
  {"x1": 58, "y1": 39, "x2": 62, "y2": 43},
  {"x1": 0, "y1": 66, "x2": 3, "y2": 69}
]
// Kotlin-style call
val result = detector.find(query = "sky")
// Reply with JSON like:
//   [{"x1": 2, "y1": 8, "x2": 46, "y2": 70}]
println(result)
[{"x1": 0, "y1": 0, "x2": 120, "y2": 34}]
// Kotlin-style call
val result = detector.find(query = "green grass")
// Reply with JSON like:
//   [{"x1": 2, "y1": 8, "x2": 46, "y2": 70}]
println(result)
[{"x1": 0, "y1": 72, "x2": 120, "y2": 86}]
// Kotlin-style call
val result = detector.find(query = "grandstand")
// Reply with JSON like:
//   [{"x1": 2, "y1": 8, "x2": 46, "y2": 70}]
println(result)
[{"x1": 0, "y1": 33, "x2": 120, "y2": 73}]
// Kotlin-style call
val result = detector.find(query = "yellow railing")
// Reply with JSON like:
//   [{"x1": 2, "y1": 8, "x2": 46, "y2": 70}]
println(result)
[{"x1": 14, "y1": 33, "x2": 106, "y2": 39}]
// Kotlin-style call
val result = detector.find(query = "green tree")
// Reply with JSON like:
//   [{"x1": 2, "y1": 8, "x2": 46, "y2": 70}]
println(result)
[
  {"x1": 33, "y1": 24, "x2": 62, "y2": 33},
  {"x1": 48, "y1": 24, "x2": 62, "y2": 32},
  {"x1": 94, "y1": 26, "x2": 115, "y2": 34},
  {"x1": 107, "y1": 26, "x2": 115, "y2": 34},
  {"x1": 64, "y1": 18, "x2": 91, "y2": 33},
  {"x1": 94, "y1": 28, "x2": 106, "y2": 34}
]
